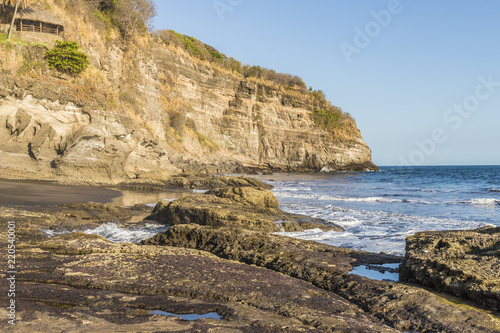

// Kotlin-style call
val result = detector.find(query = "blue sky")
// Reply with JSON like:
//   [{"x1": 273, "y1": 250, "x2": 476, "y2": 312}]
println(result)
[{"x1": 153, "y1": 1, "x2": 500, "y2": 166}]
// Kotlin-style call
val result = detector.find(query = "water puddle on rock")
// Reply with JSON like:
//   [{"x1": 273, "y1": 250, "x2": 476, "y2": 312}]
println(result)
[
  {"x1": 111, "y1": 189, "x2": 192, "y2": 207},
  {"x1": 350, "y1": 263, "x2": 400, "y2": 282},
  {"x1": 149, "y1": 310, "x2": 222, "y2": 321}
]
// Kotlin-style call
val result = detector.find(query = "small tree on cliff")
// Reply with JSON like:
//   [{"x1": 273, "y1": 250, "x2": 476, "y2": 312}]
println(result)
[
  {"x1": 110, "y1": 0, "x2": 157, "y2": 38},
  {"x1": 44, "y1": 41, "x2": 90, "y2": 75},
  {"x1": 5, "y1": 0, "x2": 37, "y2": 40}
]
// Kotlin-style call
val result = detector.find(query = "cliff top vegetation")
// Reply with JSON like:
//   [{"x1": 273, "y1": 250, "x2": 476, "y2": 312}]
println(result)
[{"x1": 0, "y1": 0, "x2": 360, "y2": 142}]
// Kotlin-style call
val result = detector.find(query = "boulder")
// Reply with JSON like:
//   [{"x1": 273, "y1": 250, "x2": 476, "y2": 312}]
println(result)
[
  {"x1": 209, "y1": 187, "x2": 279, "y2": 210},
  {"x1": 147, "y1": 187, "x2": 341, "y2": 233}
]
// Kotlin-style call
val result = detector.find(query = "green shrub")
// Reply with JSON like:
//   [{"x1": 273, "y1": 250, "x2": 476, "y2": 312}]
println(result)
[
  {"x1": 44, "y1": 41, "x2": 89, "y2": 75},
  {"x1": 226, "y1": 57, "x2": 242, "y2": 73},
  {"x1": 241, "y1": 65, "x2": 306, "y2": 90},
  {"x1": 155, "y1": 30, "x2": 231, "y2": 65},
  {"x1": 183, "y1": 36, "x2": 201, "y2": 56},
  {"x1": 208, "y1": 49, "x2": 225, "y2": 62},
  {"x1": 312, "y1": 108, "x2": 341, "y2": 131}
]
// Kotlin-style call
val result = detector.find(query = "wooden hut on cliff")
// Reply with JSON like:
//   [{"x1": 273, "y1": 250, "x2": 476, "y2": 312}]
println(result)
[{"x1": 15, "y1": 7, "x2": 64, "y2": 37}]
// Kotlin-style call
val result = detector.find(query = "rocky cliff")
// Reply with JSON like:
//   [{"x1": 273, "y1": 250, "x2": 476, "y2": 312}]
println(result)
[
  {"x1": 0, "y1": 2, "x2": 376, "y2": 184},
  {"x1": 156, "y1": 46, "x2": 376, "y2": 172}
]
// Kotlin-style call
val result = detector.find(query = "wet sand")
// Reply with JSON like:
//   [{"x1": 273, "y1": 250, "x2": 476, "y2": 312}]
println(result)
[
  {"x1": 0, "y1": 178, "x2": 122, "y2": 207},
  {"x1": 0, "y1": 178, "x2": 194, "y2": 207}
]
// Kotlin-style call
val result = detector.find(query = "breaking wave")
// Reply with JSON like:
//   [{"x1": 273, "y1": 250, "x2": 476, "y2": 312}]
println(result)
[{"x1": 42, "y1": 222, "x2": 170, "y2": 244}]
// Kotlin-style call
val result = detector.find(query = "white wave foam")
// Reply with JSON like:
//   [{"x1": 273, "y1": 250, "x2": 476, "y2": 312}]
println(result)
[
  {"x1": 273, "y1": 192, "x2": 434, "y2": 204},
  {"x1": 41, "y1": 222, "x2": 169, "y2": 244},
  {"x1": 40, "y1": 229, "x2": 70, "y2": 237},
  {"x1": 278, "y1": 187, "x2": 312, "y2": 191},
  {"x1": 459, "y1": 198, "x2": 500, "y2": 206},
  {"x1": 275, "y1": 203, "x2": 488, "y2": 256},
  {"x1": 81, "y1": 222, "x2": 169, "y2": 243}
]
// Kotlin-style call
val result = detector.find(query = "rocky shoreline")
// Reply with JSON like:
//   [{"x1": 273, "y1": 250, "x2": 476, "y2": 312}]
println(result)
[{"x1": 0, "y1": 175, "x2": 499, "y2": 332}]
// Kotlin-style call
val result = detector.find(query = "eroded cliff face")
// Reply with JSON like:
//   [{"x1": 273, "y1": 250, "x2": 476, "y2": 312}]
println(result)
[
  {"x1": 0, "y1": 75, "x2": 178, "y2": 183},
  {"x1": 157, "y1": 46, "x2": 376, "y2": 172},
  {"x1": 0, "y1": 41, "x2": 376, "y2": 184}
]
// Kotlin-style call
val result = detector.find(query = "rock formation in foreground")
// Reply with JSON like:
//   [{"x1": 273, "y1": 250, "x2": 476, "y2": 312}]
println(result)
[
  {"x1": 400, "y1": 227, "x2": 500, "y2": 311},
  {"x1": 143, "y1": 187, "x2": 499, "y2": 333},
  {"x1": 1, "y1": 180, "x2": 499, "y2": 332},
  {"x1": 147, "y1": 186, "x2": 343, "y2": 233}
]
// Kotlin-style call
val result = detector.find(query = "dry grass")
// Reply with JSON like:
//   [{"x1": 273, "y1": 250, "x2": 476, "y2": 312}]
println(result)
[
  {"x1": 0, "y1": 44, "x2": 23, "y2": 74},
  {"x1": 164, "y1": 42, "x2": 242, "y2": 80},
  {"x1": 197, "y1": 132, "x2": 219, "y2": 152},
  {"x1": 42, "y1": 0, "x2": 109, "y2": 51},
  {"x1": 72, "y1": 65, "x2": 119, "y2": 111},
  {"x1": 78, "y1": 65, "x2": 108, "y2": 90}
]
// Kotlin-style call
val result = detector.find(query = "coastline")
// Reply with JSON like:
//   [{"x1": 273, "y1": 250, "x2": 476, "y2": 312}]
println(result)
[
  {"x1": 255, "y1": 167, "x2": 499, "y2": 256},
  {"x1": 0, "y1": 174, "x2": 498, "y2": 331}
]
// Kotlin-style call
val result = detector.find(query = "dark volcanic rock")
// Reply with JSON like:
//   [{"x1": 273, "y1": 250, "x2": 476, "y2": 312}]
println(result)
[
  {"x1": 144, "y1": 224, "x2": 397, "y2": 276},
  {"x1": 115, "y1": 174, "x2": 273, "y2": 192},
  {"x1": 400, "y1": 226, "x2": 500, "y2": 311},
  {"x1": 144, "y1": 224, "x2": 500, "y2": 333},
  {"x1": 8, "y1": 282, "x2": 263, "y2": 333},
  {"x1": 2, "y1": 191, "x2": 499, "y2": 332},
  {"x1": 13, "y1": 233, "x2": 398, "y2": 332},
  {"x1": 58, "y1": 202, "x2": 132, "y2": 222},
  {"x1": 147, "y1": 192, "x2": 281, "y2": 232}
]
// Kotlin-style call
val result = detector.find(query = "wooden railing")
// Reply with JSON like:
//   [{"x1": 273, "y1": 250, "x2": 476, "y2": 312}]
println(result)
[{"x1": 15, "y1": 23, "x2": 63, "y2": 36}]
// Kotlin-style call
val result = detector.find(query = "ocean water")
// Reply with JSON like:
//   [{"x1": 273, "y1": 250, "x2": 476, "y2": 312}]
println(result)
[{"x1": 259, "y1": 166, "x2": 500, "y2": 256}]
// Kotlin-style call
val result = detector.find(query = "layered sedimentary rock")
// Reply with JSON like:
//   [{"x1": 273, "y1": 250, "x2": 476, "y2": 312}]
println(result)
[
  {"x1": 0, "y1": 78, "x2": 177, "y2": 183},
  {"x1": 400, "y1": 226, "x2": 500, "y2": 311},
  {"x1": 155, "y1": 47, "x2": 377, "y2": 172},
  {"x1": 148, "y1": 186, "x2": 343, "y2": 233},
  {"x1": 0, "y1": 40, "x2": 376, "y2": 184}
]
